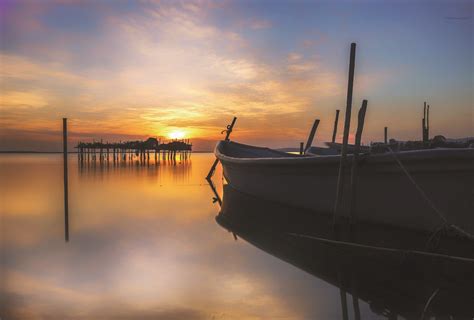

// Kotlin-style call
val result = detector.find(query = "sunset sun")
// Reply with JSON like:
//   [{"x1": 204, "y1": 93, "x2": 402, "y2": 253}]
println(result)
[{"x1": 168, "y1": 130, "x2": 186, "y2": 140}]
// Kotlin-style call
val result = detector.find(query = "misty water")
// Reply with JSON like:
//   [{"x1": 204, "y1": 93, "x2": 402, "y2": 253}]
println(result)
[{"x1": 1, "y1": 153, "x2": 472, "y2": 319}]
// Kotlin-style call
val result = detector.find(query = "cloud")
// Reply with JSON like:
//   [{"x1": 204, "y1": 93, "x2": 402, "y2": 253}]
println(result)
[
  {"x1": 0, "y1": 53, "x2": 99, "y2": 86},
  {"x1": 0, "y1": 91, "x2": 48, "y2": 109},
  {"x1": 0, "y1": 0, "x2": 400, "y2": 151}
]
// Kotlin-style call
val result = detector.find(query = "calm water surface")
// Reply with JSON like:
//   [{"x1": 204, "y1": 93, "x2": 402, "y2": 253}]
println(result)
[
  {"x1": 1, "y1": 153, "x2": 351, "y2": 319},
  {"x1": 1, "y1": 153, "x2": 462, "y2": 319}
]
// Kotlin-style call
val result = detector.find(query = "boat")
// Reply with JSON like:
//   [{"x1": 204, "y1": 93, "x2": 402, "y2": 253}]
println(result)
[{"x1": 214, "y1": 140, "x2": 474, "y2": 235}]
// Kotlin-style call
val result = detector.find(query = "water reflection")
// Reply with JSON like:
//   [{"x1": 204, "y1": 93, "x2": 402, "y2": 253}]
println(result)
[
  {"x1": 2, "y1": 154, "x2": 341, "y2": 319},
  {"x1": 217, "y1": 185, "x2": 474, "y2": 319},
  {"x1": 78, "y1": 154, "x2": 192, "y2": 183},
  {"x1": 2, "y1": 153, "x2": 472, "y2": 319}
]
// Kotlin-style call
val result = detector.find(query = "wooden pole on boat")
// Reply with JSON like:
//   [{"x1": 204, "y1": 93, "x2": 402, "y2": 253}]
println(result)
[
  {"x1": 349, "y1": 100, "x2": 367, "y2": 223},
  {"x1": 304, "y1": 119, "x2": 320, "y2": 154},
  {"x1": 384, "y1": 126, "x2": 388, "y2": 144},
  {"x1": 333, "y1": 43, "x2": 356, "y2": 224},
  {"x1": 422, "y1": 102, "x2": 427, "y2": 142},
  {"x1": 224, "y1": 117, "x2": 237, "y2": 141},
  {"x1": 206, "y1": 117, "x2": 237, "y2": 181},
  {"x1": 63, "y1": 118, "x2": 69, "y2": 242},
  {"x1": 426, "y1": 104, "x2": 430, "y2": 141},
  {"x1": 422, "y1": 118, "x2": 426, "y2": 142},
  {"x1": 332, "y1": 109, "x2": 340, "y2": 143},
  {"x1": 299, "y1": 142, "x2": 304, "y2": 155}
]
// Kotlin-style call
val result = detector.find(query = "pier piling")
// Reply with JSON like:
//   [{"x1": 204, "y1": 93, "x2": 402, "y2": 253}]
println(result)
[{"x1": 76, "y1": 137, "x2": 191, "y2": 166}]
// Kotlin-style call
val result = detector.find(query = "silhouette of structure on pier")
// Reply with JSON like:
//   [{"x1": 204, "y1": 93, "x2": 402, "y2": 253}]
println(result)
[{"x1": 76, "y1": 137, "x2": 192, "y2": 164}]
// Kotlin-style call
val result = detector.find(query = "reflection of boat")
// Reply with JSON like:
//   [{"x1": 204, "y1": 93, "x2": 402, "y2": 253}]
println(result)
[
  {"x1": 216, "y1": 185, "x2": 474, "y2": 319},
  {"x1": 215, "y1": 140, "x2": 474, "y2": 234}
]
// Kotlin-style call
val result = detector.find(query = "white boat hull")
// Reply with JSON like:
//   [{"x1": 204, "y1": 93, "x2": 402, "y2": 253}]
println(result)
[{"x1": 216, "y1": 141, "x2": 474, "y2": 234}]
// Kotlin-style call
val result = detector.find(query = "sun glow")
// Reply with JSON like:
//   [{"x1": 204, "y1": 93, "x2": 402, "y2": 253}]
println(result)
[{"x1": 168, "y1": 130, "x2": 186, "y2": 140}]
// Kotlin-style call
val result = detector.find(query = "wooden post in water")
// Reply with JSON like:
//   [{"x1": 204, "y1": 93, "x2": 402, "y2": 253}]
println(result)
[
  {"x1": 299, "y1": 142, "x2": 304, "y2": 155},
  {"x1": 206, "y1": 117, "x2": 237, "y2": 181},
  {"x1": 304, "y1": 119, "x2": 320, "y2": 154},
  {"x1": 332, "y1": 109, "x2": 340, "y2": 143},
  {"x1": 348, "y1": 100, "x2": 367, "y2": 223},
  {"x1": 333, "y1": 42, "x2": 356, "y2": 225},
  {"x1": 384, "y1": 126, "x2": 388, "y2": 144},
  {"x1": 63, "y1": 118, "x2": 69, "y2": 242}
]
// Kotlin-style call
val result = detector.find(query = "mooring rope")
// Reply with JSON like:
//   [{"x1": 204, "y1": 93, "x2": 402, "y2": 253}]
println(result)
[
  {"x1": 386, "y1": 147, "x2": 447, "y2": 223},
  {"x1": 386, "y1": 146, "x2": 474, "y2": 241},
  {"x1": 286, "y1": 232, "x2": 474, "y2": 262}
]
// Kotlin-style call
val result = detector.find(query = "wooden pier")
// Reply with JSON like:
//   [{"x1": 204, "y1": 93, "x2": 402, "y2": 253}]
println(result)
[{"x1": 76, "y1": 137, "x2": 192, "y2": 164}]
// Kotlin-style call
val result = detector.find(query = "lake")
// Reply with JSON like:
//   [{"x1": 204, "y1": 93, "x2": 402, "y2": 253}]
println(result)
[{"x1": 1, "y1": 153, "x2": 472, "y2": 319}]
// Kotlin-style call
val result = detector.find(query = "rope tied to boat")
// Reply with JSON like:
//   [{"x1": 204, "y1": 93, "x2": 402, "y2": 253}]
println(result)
[
  {"x1": 221, "y1": 123, "x2": 234, "y2": 135},
  {"x1": 385, "y1": 146, "x2": 474, "y2": 242}
]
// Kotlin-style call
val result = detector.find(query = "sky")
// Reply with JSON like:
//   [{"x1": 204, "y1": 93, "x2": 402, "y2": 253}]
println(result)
[{"x1": 0, "y1": 0, "x2": 472, "y2": 151}]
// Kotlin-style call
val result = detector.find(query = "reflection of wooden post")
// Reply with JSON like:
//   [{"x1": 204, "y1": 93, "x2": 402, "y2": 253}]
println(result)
[
  {"x1": 63, "y1": 118, "x2": 69, "y2": 242},
  {"x1": 338, "y1": 270, "x2": 349, "y2": 320},
  {"x1": 332, "y1": 109, "x2": 340, "y2": 143},
  {"x1": 206, "y1": 117, "x2": 237, "y2": 181},
  {"x1": 334, "y1": 43, "x2": 356, "y2": 224},
  {"x1": 349, "y1": 100, "x2": 367, "y2": 223},
  {"x1": 207, "y1": 178, "x2": 222, "y2": 206},
  {"x1": 340, "y1": 288, "x2": 349, "y2": 320},
  {"x1": 352, "y1": 280, "x2": 361, "y2": 320},
  {"x1": 384, "y1": 127, "x2": 388, "y2": 144},
  {"x1": 304, "y1": 119, "x2": 320, "y2": 154}
]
